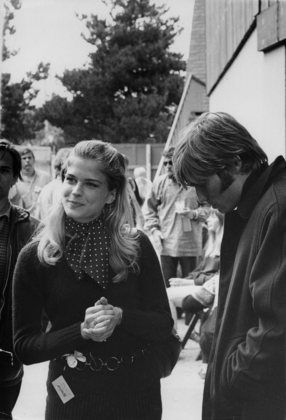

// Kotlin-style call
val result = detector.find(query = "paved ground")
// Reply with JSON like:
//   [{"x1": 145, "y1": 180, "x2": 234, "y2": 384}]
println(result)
[{"x1": 13, "y1": 319, "x2": 204, "y2": 420}]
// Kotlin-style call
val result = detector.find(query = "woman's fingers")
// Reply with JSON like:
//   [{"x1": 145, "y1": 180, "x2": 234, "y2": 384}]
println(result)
[
  {"x1": 82, "y1": 323, "x2": 114, "y2": 342},
  {"x1": 82, "y1": 300, "x2": 119, "y2": 341},
  {"x1": 85, "y1": 304, "x2": 114, "y2": 315}
]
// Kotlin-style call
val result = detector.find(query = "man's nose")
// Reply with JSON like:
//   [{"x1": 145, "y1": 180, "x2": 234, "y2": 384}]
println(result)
[{"x1": 196, "y1": 187, "x2": 208, "y2": 204}]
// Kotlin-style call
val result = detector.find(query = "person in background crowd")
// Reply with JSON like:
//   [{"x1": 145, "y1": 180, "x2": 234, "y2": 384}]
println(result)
[
  {"x1": 35, "y1": 148, "x2": 70, "y2": 221},
  {"x1": 133, "y1": 166, "x2": 152, "y2": 206},
  {"x1": 173, "y1": 111, "x2": 286, "y2": 420},
  {"x1": 182, "y1": 274, "x2": 219, "y2": 380},
  {"x1": 144, "y1": 146, "x2": 209, "y2": 287},
  {"x1": 167, "y1": 210, "x2": 223, "y2": 329},
  {"x1": 13, "y1": 140, "x2": 173, "y2": 420},
  {"x1": 11, "y1": 147, "x2": 51, "y2": 217},
  {"x1": 123, "y1": 156, "x2": 145, "y2": 230},
  {"x1": 127, "y1": 176, "x2": 145, "y2": 229},
  {"x1": 0, "y1": 140, "x2": 38, "y2": 419}
]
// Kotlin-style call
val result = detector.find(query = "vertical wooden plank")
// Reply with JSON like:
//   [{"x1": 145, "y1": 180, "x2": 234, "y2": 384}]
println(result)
[
  {"x1": 260, "y1": 0, "x2": 269, "y2": 12},
  {"x1": 206, "y1": 0, "x2": 259, "y2": 93},
  {"x1": 278, "y1": 0, "x2": 286, "y2": 41}
]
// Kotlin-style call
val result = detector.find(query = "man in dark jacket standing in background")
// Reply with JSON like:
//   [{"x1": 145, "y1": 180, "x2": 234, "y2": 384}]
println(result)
[
  {"x1": 173, "y1": 112, "x2": 286, "y2": 420},
  {"x1": 0, "y1": 140, "x2": 38, "y2": 419}
]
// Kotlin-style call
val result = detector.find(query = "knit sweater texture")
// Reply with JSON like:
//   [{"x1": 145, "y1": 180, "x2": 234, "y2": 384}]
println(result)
[{"x1": 13, "y1": 230, "x2": 173, "y2": 419}]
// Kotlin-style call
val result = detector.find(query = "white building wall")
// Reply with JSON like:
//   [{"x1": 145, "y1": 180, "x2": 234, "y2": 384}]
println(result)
[{"x1": 209, "y1": 29, "x2": 286, "y2": 163}]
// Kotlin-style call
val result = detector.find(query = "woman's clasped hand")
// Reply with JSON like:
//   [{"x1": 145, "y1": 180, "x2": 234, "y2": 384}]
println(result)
[{"x1": 81, "y1": 297, "x2": 122, "y2": 342}]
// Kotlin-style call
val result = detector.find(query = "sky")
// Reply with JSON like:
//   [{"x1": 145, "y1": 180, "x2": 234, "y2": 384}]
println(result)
[{"x1": 3, "y1": 0, "x2": 195, "y2": 105}]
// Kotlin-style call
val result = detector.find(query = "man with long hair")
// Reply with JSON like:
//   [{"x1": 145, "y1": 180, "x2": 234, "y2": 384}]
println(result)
[{"x1": 173, "y1": 112, "x2": 286, "y2": 420}]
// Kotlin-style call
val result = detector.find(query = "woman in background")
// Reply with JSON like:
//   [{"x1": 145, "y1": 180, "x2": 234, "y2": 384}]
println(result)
[{"x1": 13, "y1": 140, "x2": 173, "y2": 420}]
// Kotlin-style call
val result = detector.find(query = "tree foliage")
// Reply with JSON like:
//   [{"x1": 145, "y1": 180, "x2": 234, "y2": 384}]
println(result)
[
  {"x1": 38, "y1": 0, "x2": 186, "y2": 144},
  {"x1": 1, "y1": 1, "x2": 50, "y2": 143},
  {"x1": 1, "y1": 63, "x2": 50, "y2": 143},
  {"x1": 2, "y1": 0, "x2": 21, "y2": 61}
]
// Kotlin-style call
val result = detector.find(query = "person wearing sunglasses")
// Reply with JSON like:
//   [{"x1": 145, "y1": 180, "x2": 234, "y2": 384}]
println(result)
[
  {"x1": 0, "y1": 140, "x2": 38, "y2": 419},
  {"x1": 144, "y1": 147, "x2": 209, "y2": 287}
]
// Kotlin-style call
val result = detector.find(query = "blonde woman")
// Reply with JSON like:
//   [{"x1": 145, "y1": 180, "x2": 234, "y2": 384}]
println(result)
[{"x1": 13, "y1": 140, "x2": 173, "y2": 420}]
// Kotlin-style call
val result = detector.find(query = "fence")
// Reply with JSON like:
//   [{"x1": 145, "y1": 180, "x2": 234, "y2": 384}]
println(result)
[{"x1": 16, "y1": 143, "x2": 165, "y2": 181}]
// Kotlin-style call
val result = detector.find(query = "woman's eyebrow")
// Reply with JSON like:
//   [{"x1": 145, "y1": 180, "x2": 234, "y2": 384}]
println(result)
[{"x1": 66, "y1": 172, "x2": 103, "y2": 183}]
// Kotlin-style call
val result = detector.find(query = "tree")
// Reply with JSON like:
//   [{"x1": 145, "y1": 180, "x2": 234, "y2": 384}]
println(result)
[
  {"x1": 1, "y1": 63, "x2": 50, "y2": 143},
  {"x1": 1, "y1": 1, "x2": 50, "y2": 143},
  {"x1": 1, "y1": 0, "x2": 21, "y2": 62},
  {"x1": 38, "y1": 0, "x2": 185, "y2": 144}
]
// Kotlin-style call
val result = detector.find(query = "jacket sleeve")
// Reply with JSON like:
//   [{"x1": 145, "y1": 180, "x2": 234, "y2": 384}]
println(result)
[
  {"x1": 13, "y1": 243, "x2": 83, "y2": 365},
  {"x1": 192, "y1": 257, "x2": 220, "y2": 285},
  {"x1": 219, "y1": 204, "x2": 286, "y2": 401},
  {"x1": 119, "y1": 231, "x2": 174, "y2": 342}
]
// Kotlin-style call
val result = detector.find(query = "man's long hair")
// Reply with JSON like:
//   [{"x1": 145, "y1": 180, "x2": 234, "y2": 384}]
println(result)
[{"x1": 173, "y1": 112, "x2": 268, "y2": 188}]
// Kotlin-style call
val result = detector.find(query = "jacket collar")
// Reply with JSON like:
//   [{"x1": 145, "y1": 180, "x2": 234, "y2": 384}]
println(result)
[{"x1": 236, "y1": 156, "x2": 286, "y2": 219}]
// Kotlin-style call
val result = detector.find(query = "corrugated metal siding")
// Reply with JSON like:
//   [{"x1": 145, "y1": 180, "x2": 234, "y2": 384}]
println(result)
[{"x1": 206, "y1": 0, "x2": 259, "y2": 93}]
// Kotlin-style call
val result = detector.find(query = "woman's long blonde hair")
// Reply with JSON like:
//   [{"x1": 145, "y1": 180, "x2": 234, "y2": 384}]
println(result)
[{"x1": 36, "y1": 140, "x2": 139, "y2": 282}]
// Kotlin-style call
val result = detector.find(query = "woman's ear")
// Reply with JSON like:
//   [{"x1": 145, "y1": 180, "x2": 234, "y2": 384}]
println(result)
[{"x1": 106, "y1": 189, "x2": 116, "y2": 205}]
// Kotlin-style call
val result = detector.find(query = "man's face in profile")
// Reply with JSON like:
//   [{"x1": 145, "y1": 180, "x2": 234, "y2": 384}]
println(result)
[
  {"x1": 0, "y1": 152, "x2": 17, "y2": 200},
  {"x1": 187, "y1": 169, "x2": 244, "y2": 214}
]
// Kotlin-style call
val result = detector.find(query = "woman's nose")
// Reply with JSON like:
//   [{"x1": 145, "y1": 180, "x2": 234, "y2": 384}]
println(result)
[{"x1": 71, "y1": 182, "x2": 83, "y2": 195}]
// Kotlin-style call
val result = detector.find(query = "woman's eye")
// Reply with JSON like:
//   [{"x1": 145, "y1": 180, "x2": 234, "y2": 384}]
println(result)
[
  {"x1": 65, "y1": 176, "x2": 76, "y2": 184},
  {"x1": 85, "y1": 182, "x2": 98, "y2": 188}
]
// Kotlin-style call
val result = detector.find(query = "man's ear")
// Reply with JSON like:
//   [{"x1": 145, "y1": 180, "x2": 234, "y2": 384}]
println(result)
[{"x1": 232, "y1": 156, "x2": 242, "y2": 174}]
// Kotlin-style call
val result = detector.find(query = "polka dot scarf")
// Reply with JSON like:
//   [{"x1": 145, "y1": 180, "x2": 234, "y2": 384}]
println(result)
[{"x1": 64, "y1": 216, "x2": 110, "y2": 288}]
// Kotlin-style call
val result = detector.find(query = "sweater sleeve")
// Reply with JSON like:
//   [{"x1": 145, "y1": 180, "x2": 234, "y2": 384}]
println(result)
[
  {"x1": 13, "y1": 243, "x2": 84, "y2": 365},
  {"x1": 119, "y1": 231, "x2": 173, "y2": 342}
]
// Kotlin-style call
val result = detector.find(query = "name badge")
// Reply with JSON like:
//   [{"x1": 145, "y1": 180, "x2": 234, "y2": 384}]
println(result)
[{"x1": 52, "y1": 375, "x2": 75, "y2": 404}]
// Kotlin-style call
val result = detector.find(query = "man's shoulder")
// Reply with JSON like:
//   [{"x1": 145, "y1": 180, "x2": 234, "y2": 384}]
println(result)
[
  {"x1": 11, "y1": 205, "x2": 39, "y2": 231},
  {"x1": 36, "y1": 169, "x2": 51, "y2": 183},
  {"x1": 249, "y1": 171, "x2": 286, "y2": 224},
  {"x1": 39, "y1": 178, "x2": 58, "y2": 195},
  {"x1": 155, "y1": 173, "x2": 168, "y2": 183},
  {"x1": 155, "y1": 173, "x2": 174, "y2": 188}
]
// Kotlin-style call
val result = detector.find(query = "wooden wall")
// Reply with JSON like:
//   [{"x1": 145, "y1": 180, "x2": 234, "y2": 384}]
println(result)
[{"x1": 206, "y1": 0, "x2": 259, "y2": 93}]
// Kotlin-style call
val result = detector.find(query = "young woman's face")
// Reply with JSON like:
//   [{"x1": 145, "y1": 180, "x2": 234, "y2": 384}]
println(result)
[{"x1": 62, "y1": 156, "x2": 116, "y2": 223}]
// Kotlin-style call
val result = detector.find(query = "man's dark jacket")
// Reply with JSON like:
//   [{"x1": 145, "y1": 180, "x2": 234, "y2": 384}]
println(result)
[
  {"x1": 0, "y1": 205, "x2": 38, "y2": 386},
  {"x1": 203, "y1": 157, "x2": 286, "y2": 420}
]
